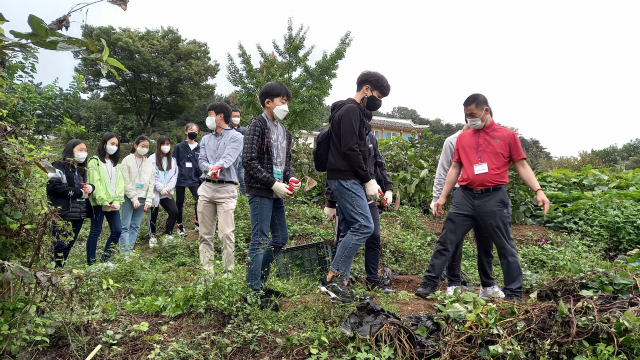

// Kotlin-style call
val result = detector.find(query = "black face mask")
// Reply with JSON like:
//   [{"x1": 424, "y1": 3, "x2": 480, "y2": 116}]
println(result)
[
  {"x1": 365, "y1": 94, "x2": 382, "y2": 111},
  {"x1": 187, "y1": 132, "x2": 198, "y2": 140}
]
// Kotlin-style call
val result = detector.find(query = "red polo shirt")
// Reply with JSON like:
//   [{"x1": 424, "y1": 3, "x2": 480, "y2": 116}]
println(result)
[{"x1": 453, "y1": 120, "x2": 526, "y2": 189}]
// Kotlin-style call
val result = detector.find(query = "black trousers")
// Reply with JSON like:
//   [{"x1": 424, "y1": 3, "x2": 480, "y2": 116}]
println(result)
[
  {"x1": 51, "y1": 220, "x2": 84, "y2": 268},
  {"x1": 175, "y1": 185, "x2": 199, "y2": 224},
  {"x1": 331, "y1": 202, "x2": 382, "y2": 284},
  {"x1": 150, "y1": 198, "x2": 179, "y2": 235},
  {"x1": 423, "y1": 187, "x2": 523, "y2": 296}
]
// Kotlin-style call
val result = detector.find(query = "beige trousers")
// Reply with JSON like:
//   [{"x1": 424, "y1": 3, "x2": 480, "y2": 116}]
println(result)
[{"x1": 197, "y1": 182, "x2": 238, "y2": 274}]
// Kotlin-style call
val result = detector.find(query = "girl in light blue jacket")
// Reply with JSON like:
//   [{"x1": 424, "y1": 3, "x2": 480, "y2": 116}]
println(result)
[{"x1": 148, "y1": 135, "x2": 179, "y2": 245}]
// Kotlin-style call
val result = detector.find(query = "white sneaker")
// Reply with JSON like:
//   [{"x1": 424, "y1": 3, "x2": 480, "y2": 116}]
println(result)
[
  {"x1": 479, "y1": 285, "x2": 506, "y2": 300},
  {"x1": 162, "y1": 235, "x2": 176, "y2": 244},
  {"x1": 149, "y1": 237, "x2": 157, "y2": 248},
  {"x1": 446, "y1": 286, "x2": 462, "y2": 296}
]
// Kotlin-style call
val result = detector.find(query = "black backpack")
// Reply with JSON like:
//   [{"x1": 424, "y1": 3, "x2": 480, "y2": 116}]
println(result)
[{"x1": 313, "y1": 126, "x2": 330, "y2": 172}]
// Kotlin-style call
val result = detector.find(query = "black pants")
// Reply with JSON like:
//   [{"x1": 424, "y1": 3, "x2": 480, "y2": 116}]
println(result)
[
  {"x1": 445, "y1": 189, "x2": 496, "y2": 288},
  {"x1": 51, "y1": 220, "x2": 84, "y2": 268},
  {"x1": 331, "y1": 202, "x2": 382, "y2": 284},
  {"x1": 423, "y1": 187, "x2": 522, "y2": 296},
  {"x1": 150, "y1": 198, "x2": 179, "y2": 235},
  {"x1": 175, "y1": 185, "x2": 199, "y2": 224}
]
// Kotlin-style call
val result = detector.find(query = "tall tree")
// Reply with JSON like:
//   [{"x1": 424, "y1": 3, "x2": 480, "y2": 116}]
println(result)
[
  {"x1": 226, "y1": 18, "x2": 352, "y2": 133},
  {"x1": 76, "y1": 26, "x2": 219, "y2": 135}
]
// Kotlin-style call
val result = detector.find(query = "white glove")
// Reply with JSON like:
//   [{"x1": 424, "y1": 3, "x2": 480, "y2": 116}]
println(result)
[
  {"x1": 364, "y1": 180, "x2": 380, "y2": 201},
  {"x1": 384, "y1": 190, "x2": 393, "y2": 206},
  {"x1": 160, "y1": 189, "x2": 168, "y2": 196},
  {"x1": 430, "y1": 201, "x2": 436, "y2": 215},
  {"x1": 132, "y1": 199, "x2": 141, "y2": 209},
  {"x1": 323, "y1": 207, "x2": 336, "y2": 222},
  {"x1": 289, "y1": 177, "x2": 301, "y2": 192},
  {"x1": 271, "y1": 182, "x2": 293, "y2": 199},
  {"x1": 102, "y1": 205, "x2": 114, "y2": 212},
  {"x1": 81, "y1": 190, "x2": 89, "y2": 199},
  {"x1": 112, "y1": 203, "x2": 120, "y2": 211}
]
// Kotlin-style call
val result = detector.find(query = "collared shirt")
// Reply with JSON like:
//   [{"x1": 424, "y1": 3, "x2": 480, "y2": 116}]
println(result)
[
  {"x1": 198, "y1": 126, "x2": 244, "y2": 182},
  {"x1": 453, "y1": 120, "x2": 526, "y2": 189}
]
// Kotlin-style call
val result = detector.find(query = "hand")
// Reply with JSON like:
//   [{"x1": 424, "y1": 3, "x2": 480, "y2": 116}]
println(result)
[
  {"x1": 81, "y1": 182, "x2": 92, "y2": 194},
  {"x1": 536, "y1": 190, "x2": 550, "y2": 216},
  {"x1": 132, "y1": 199, "x2": 141, "y2": 209},
  {"x1": 160, "y1": 189, "x2": 168, "y2": 196},
  {"x1": 434, "y1": 197, "x2": 446, "y2": 217},
  {"x1": 429, "y1": 201, "x2": 436, "y2": 215},
  {"x1": 323, "y1": 207, "x2": 336, "y2": 222},
  {"x1": 364, "y1": 179, "x2": 380, "y2": 201},
  {"x1": 81, "y1": 190, "x2": 89, "y2": 199},
  {"x1": 384, "y1": 190, "x2": 393, "y2": 207},
  {"x1": 143, "y1": 205, "x2": 149, "y2": 213},
  {"x1": 112, "y1": 203, "x2": 120, "y2": 211},
  {"x1": 271, "y1": 182, "x2": 293, "y2": 199},
  {"x1": 289, "y1": 178, "x2": 301, "y2": 192},
  {"x1": 208, "y1": 166, "x2": 223, "y2": 179}
]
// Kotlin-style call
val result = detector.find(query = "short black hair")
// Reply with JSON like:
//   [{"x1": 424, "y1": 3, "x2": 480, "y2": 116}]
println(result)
[
  {"x1": 231, "y1": 108, "x2": 241, "y2": 114},
  {"x1": 259, "y1": 81, "x2": 292, "y2": 108},
  {"x1": 356, "y1": 71, "x2": 391, "y2": 98},
  {"x1": 463, "y1": 93, "x2": 493, "y2": 117},
  {"x1": 207, "y1": 102, "x2": 233, "y2": 124},
  {"x1": 97, "y1": 132, "x2": 121, "y2": 165}
]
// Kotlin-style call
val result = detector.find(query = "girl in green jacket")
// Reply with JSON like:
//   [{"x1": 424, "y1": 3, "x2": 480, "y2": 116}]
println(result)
[{"x1": 86, "y1": 133, "x2": 125, "y2": 266}]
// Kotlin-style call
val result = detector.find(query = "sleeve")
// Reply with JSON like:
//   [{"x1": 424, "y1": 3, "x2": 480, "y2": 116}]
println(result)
[
  {"x1": 284, "y1": 130, "x2": 296, "y2": 182},
  {"x1": 145, "y1": 163, "x2": 156, "y2": 205},
  {"x1": 46, "y1": 163, "x2": 83, "y2": 199},
  {"x1": 86, "y1": 158, "x2": 108, "y2": 206},
  {"x1": 339, "y1": 106, "x2": 371, "y2": 184},
  {"x1": 197, "y1": 135, "x2": 214, "y2": 173},
  {"x1": 213, "y1": 132, "x2": 242, "y2": 169},
  {"x1": 173, "y1": 144, "x2": 181, "y2": 165},
  {"x1": 433, "y1": 136, "x2": 456, "y2": 200},
  {"x1": 120, "y1": 157, "x2": 138, "y2": 201},
  {"x1": 167, "y1": 158, "x2": 178, "y2": 189},
  {"x1": 113, "y1": 166, "x2": 125, "y2": 206},
  {"x1": 371, "y1": 137, "x2": 393, "y2": 192},
  {"x1": 324, "y1": 181, "x2": 337, "y2": 208},
  {"x1": 243, "y1": 119, "x2": 277, "y2": 189},
  {"x1": 150, "y1": 156, "x2": 164, "y2": 192},
  {"x1": 509, "y1": 132, "x2": 527, "y2": 163}
]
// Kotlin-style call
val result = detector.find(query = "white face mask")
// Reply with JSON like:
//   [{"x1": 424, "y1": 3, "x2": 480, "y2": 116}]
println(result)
[
  {"x1": 136, "y1": 147, "x2": 149, "y2": 156},
  {"x1": 206, "y1": 116, "x2": 217, "y2": 130},
  {"x1": 74, "y1": 152, "x2": 88, "y2": 163},
  {"x1": 231, "y1": 117, "x2": 240, "y2": 125},
  {"x1": 106, "y1": 145, "x2": 118, "y2": 155},
  {"x1": 161, "y1": 145, "x2": 171, "y2": 154},
  {"x1": 273, "y1": 104, "x2": 289, "y2": 121},
  {"x1": 467, "y1": 108, "x2": 487, "y2": 130}
]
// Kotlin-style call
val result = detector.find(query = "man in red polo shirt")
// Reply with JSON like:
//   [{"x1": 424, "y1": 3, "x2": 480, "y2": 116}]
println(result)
[{"x1": 416, "y1": 93, "x2": 550, "y2": 302}]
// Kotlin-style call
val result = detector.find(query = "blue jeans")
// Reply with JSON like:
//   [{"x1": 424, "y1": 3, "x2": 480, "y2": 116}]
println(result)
[
  {"x1": 87, "y1": 205, "x2": 122, "y2": 265},
  {"x1": 237, "y1": 163, "x2": 245, "y2": 195},
  {"x1": 327, "y1": 179, "x2": 374, "y2": 281},
  {"x1": 119, "y1": 196, "x2": 145, "y2": 254},
  {"x1": 245, "y1": 196, "x2": 288, "y2": 291}
]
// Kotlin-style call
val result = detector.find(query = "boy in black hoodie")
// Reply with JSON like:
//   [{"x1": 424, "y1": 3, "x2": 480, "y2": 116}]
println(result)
[{"x1": 318, "y1": 71, "x2": 391, "y2": 303}]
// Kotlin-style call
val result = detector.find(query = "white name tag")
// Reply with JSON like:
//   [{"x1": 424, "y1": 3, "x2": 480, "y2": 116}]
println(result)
[
  {"x1": 474, "y1": 163, "x2": 489, "y2": 175},
  {"x1": 186, "y1": 162, "x2": 193, "y2": 168}
]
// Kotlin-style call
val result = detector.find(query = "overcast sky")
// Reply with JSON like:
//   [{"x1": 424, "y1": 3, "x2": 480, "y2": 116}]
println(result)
[{"x1": 5, "y1": 0, "x2": 640, "y2": 156}]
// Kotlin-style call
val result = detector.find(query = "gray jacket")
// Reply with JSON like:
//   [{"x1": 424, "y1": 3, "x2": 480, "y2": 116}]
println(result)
[{"x1": 433, "y1": 130, "x2": 462, "y2": 200}]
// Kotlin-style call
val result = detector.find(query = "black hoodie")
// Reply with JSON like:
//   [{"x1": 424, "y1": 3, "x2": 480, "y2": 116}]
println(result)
[{"x1": 326, "y1": 98, "x2": 372, "y2": 184}]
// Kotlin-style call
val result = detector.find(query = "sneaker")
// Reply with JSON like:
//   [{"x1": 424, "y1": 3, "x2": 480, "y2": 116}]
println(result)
[
  {"x1": 479, "y1": 285, "x2": 506, "y2": 300},
  {"x1": 194, "y1": 220, "x2": 199, "y2": 232},
  {"x1": 263, "y1": 287, "x2": 284, "y2": 299},
  {"x1": 162, "y1": 235, "x2": 176, "y2": 245},
  {"x1": 177, "y1": 224, "x2": 187, "y2": 237},
  {"x1": 415, "y1": 282, "x2": 438, "y2": 299},
  {"x1": 318, "y1": 277, "x2": 353, "y2": 303},
  {"x1": 366, "y1": 281, "x2": 395, "y2": 295},
  {"x1": 149, "y1": 237, "x2": 157, "y2": 248},
  {"x1": 446, "y1": 286, "x2": 462, "y2": 296},
  {"x1": 504, "y1": 294, "x2": 522, "y2": 303}
]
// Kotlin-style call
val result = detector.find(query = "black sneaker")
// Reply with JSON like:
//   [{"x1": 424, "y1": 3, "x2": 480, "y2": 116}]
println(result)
[
  {"x1": 177, "y1": 223, "x2": 187, "y2": 237},
  {"x1": 318, "y1": 277, "x2": 353, "y2": 303},
  {"x1": 263, "y1": 287, "x2": 284, "y2": 299},
  {"x1": 366, "y1": 281, "x2": 395, "y2": 295},
  {"x1": 504, "y1": 294, "x2": 522, "y2": 303},
  {"x1": 415, "y1": 282, "x2": 438, "y2": 299}
]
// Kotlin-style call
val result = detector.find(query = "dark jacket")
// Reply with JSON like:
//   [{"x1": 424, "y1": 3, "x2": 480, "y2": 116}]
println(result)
[
  {"x1": 325, "y1": 134, "x2": 393, "y2": 208},
  {"x1": 173, "y1": 140, "x2": 202, "y2": 187},
  {"x1": 326, "y1": 99, "x2": 372, "y2": 183},
  {"x1": 243, "y1": 114, "x2": 296, "y2": 198},
  {"x1": 47, "y1": 160, "x2": 94, "y2": 221}
]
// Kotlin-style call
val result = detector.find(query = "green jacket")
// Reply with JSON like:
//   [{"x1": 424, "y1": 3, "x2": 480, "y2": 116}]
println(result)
[{"x1": 86, "y1": 156, "x2": 125, "y2": 206}]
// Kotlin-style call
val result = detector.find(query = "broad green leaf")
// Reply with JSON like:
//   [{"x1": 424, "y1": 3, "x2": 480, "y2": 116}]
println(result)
[
  {"x1": 8, "y1": 30, "x2": 40, "y2": 41},
  {"x1": 33, "y1": 40, "x2": 59, "y2": 51},
  {"x1": 578, "y1": 289, "x2": 598, "y2": 296},
  {"x1": 85, "y1": 35, "x2": 98, "y2": 52},
  {"x1": 27, "y1": 15, "x2": 47, "y2": 36},
  {"x1": 415, "y1": 326, "x2": 427, "y2": 337},
  {"x1": 568, "y1": 264, "x2": 583, "y2": 274},
  {"x1": 618, "y1": 271, "x2": 631, "y2": 279},
  {"x1": 106, "y1": 57, "x2": 128, "y2": 72},
  {"x1": 444, "y1": 303, "x2": 467, "y2": 317},
  {"x1": 557, "y1": 299, "x2": 569, "y2": 317},
  {"x1": 0, "y1": 13, "x2": 7, "y2": 23},
  {"x1": 56, "y1": 42, "x2": 85, "y2": 52},
  {"x1": 100, "y1": 38, "x2": 109, "y2": 61}
]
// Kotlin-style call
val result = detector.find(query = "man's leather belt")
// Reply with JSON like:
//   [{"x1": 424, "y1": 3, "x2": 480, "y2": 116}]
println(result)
[
  {"x1": 204, "y1": 178, "x2": 238, "y2": 185},
  {"x1": 461, "y1": 185, "x2": 504, "y2": 194}
]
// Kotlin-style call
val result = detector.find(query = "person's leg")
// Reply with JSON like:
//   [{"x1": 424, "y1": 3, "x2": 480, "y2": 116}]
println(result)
[
  {"x1": 474, "y1": 225, "x2": 497, "y2": 288},
  {"x1": 364, "y1": 201, "x2": 382, "y2": 285},
  {"x1": 331, "y1": 213, "x2": 341, "y2": 259},
  {"x1": 60, "y1": 220, "x2": 84, "y2": 267},
  {"x1": 125, "y1": 204, "x2": 145, "y2": 252},
  {"x1": 189, "y1": 185, "x2": 200, "y2": 223},
  {"x1": 246, "y1": 195, "x2": 273, "y2": 292},
  {"x1": 118, "y1": 198, "x2": 134, "y2": 254},
  {"x1": 259, "y1": 197, "x2": 289, "y2": 287},
  {"x1": 197, "y1": 183, "x2": 218, "y2": 272},
  {"x1": 161, "y1": 198, "x2": 179, "y2": 235},
  {"x1": 215, "y1": 184, "x2": 238, "y2": 274},
  {"x1": 327, "y1": 179, "x2": 374, "y2": 282},
  {"x1": 150, "y1": 206, "x2": 159, "y2": 236},
  {"x1": 51, "y1": 221, "x2": 69, "y2": 268},
  {"x1": 237, "y1": 165, "x2": 245, "y2": 195},
  {"x1": 444, "y1": 232, "x2": 464, "y2": 287},
  {"x1": 101, "y1": 209, "x2": 122, "y2": 262},
  {"x1": 477, "y1": 188, "x2": 522, "y2": 297},
  {"x1": 175, "y1": 186, "x2": 186, "y2": 225},
  {"x1": 87, "y1": 206, "x2": 105, "y2": 265}
]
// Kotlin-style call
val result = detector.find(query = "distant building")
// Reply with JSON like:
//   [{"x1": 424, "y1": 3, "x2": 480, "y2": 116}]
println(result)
[
  {"x1": 298, "y1": 130, "x2": 320, "y2": 147},
  {"x1": 368, "y1": 116, "x2": 429, "y2": 140}
]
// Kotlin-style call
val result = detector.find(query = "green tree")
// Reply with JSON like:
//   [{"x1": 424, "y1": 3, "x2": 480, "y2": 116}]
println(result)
[
  {"x1": 67, "y1": 93, "x2": 138, "y2": 143},
  {"x1": 226, "y1": 18, "x2": 352, "y2": 132},
  {"x1": 519, "y1": 136, "x2": 552, "y2": 171},
  {"x1": 76, "y1": 26, "x2": 219, "y2": 135}
]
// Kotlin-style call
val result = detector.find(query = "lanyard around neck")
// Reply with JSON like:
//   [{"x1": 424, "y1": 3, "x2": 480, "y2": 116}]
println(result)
[{"x1": 473, "y1": 125, "x2": 497, "y2": 163}]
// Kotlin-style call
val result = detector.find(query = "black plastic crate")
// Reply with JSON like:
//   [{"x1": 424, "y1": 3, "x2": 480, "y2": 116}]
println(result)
[{"x1": 275, "y1": 241, "x2": 332, "y2": 280}]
